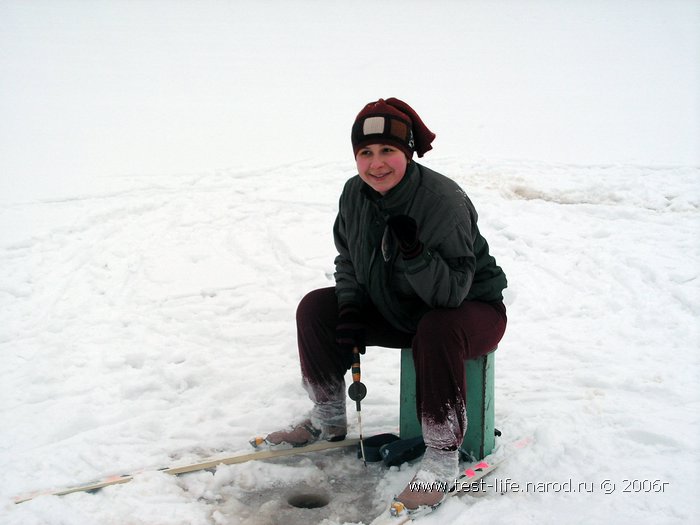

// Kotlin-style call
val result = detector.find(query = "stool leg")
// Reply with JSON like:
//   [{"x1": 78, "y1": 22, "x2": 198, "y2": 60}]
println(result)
[
  {"x1": 462, "y1": 352, "x2": 495, "y2": 460},
  {"x1": 399, "y1": 348, "x2": 422, "y2": 438}
]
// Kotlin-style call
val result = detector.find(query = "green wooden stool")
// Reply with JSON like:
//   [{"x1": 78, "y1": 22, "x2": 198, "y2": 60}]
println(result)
[{"x1": 399, "y1": 347, "x2": 496, "y2": 460}]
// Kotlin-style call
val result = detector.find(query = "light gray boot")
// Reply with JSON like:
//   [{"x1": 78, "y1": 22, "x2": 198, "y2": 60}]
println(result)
[
  {"x1": 393, "y1": 447, "x2": 459, "y2": 512},
  {"x1": 261, "y1": 380, "x2": 347, "y2": 448}
]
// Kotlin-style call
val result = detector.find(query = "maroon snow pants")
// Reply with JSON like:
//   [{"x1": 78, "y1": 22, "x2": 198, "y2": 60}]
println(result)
[{"x1": 296, "y1": 287, "x2": 507, "y2": 450}]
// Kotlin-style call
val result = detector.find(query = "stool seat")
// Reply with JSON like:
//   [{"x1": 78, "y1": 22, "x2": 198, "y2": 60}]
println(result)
[{"x1": 399, "y1": 347, "x2": 496, "y2": 460}]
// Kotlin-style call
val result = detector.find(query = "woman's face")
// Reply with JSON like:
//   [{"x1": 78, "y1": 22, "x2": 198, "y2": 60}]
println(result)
[{"x1": 355, "y1": 144, "x2": 409, "y2": 195}]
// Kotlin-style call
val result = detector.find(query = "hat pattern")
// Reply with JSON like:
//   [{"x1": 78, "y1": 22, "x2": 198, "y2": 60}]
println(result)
[{"x1": 351, "y1": 98, "x2": 435, "y2": 158}]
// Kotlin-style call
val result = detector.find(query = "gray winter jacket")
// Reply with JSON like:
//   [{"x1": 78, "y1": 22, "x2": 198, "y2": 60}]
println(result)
[{"x1": 333, "y1": 161, "x2": 507, "y2": 333}]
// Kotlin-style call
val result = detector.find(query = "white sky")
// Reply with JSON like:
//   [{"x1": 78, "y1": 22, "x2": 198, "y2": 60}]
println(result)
[{"x1": 1, "y1": 0, "x2": 698, "y2": 202}]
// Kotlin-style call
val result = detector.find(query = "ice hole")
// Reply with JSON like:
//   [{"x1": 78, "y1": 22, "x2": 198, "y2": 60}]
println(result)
[{"x1": 287, "y1": 492, "x2": 330, "y2": 509}]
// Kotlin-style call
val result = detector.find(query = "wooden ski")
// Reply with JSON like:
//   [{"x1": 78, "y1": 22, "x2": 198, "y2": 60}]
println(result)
[{"x1": 14, "y1": 438, "x2": 360, "y2": 504}]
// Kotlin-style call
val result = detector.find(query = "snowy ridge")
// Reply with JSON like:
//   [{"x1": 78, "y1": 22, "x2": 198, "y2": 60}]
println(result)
[{"x1": 1, "y1": 159, "x2": 698, "y2": 524}]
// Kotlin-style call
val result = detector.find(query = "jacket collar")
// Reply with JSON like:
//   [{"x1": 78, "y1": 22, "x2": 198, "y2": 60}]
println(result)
[{"x1": 360, "y1": 161, "x2": 420, "y2": 215}]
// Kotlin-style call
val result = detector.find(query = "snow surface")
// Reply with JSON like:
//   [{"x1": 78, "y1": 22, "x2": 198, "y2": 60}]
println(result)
[{"x1": 1, "y1": 1, "x2": 699, "y2": 524}]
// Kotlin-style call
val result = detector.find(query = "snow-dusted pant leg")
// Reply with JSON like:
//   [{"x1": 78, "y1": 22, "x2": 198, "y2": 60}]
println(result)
[
  {"x1": 296, "y1": 288, "x2": 414, "y2": 426},
  {"x1": 412, "y1": 301, "x2": 507, "y2": 450},
  {"x1": 296, "y1": 288, "x2": 349, "y2": 428}
]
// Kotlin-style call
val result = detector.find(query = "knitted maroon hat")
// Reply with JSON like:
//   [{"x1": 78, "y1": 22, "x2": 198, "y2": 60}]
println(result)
[{"x1": 351, "y1": 98, "x2": 436, "y2": 158}]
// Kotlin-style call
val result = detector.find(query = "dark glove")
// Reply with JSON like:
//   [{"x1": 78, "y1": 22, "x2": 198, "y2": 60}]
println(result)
[
  {"x1": 386, "y1": 215, "x2": 423, "y2": 259},
  {"x1": 335, "y1": 304, "x2": 366, "y2": 354}
]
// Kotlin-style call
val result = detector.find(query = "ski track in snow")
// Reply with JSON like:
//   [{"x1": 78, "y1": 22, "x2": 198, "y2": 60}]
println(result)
[{"x1": 1, "y1": 159, "x2": 699, "y2": 524}]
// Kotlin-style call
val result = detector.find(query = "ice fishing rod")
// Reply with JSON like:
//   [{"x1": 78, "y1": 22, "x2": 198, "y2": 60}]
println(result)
[{"x1": 347, "y1": 346, "x2": 368, "y2": 466}]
